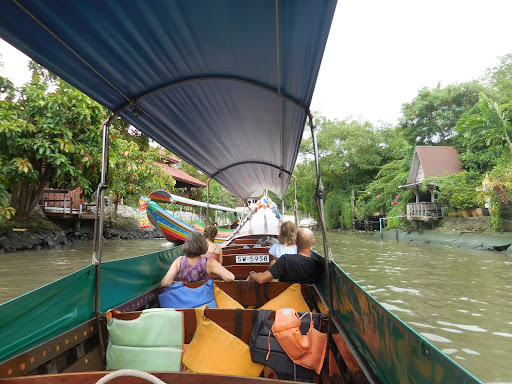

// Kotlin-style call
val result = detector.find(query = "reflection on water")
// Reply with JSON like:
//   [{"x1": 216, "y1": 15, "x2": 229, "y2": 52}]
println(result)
[
  {"x1": 0, "y1": 239, "x2": 172, "y2": 304},
  {"x1": 314, "y1": 232, "x2": 512, "y2": 384}
]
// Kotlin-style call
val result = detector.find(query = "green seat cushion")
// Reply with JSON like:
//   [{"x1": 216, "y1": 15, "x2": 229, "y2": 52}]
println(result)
[{"x1": 106, "y1": 308, "x2": 183, "y2": 371}]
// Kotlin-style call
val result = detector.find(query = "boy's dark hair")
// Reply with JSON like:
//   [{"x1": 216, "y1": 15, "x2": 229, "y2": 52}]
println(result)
[{"x1": 183, "y1": 231, "x2": 208, "y2": 257}]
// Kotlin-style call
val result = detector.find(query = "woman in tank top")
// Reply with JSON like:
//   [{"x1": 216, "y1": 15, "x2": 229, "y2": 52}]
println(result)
[
  {"x1": 161, "y1": 231, "x2": 234, "y2": 285},
  {"x1": 203, "y1": 224, "x2": 223, "y2": 264}
]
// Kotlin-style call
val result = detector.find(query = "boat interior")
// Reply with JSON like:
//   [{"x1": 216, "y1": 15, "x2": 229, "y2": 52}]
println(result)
[
  {"x1": 0, "y1": 236, "x2": 361, "y2": 384},
  {"x1": 0, "y1": 1, "x2": 485, "y2": 383}
]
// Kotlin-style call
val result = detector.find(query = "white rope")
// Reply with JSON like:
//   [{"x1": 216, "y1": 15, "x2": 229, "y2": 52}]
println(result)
[
  {"x1": 95, "y1": 369, "x2": 167, "y2": 384},
  {"x1": 91, "y1": 252, "x2": 99, "y2": 266}
]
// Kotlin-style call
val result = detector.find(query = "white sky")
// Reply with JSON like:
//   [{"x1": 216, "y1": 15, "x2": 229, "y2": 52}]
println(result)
[{"x1": 2, "y1": 0, "x2": 512, "y2": 126}]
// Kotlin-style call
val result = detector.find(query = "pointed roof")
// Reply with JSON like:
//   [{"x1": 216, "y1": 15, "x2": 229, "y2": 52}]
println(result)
[
  {"x1": 406, "y1": 146, "x2": 462, "y2": 185},
  {"x1": 158, "y1": 151, "x2": 180, "y2": 165},
  {"x1": 153, "y1": 162, "x2": 206, "y2": 189}
]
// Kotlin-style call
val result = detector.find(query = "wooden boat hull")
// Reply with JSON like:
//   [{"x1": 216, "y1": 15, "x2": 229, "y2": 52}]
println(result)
[
  {"x1": 0, "y1": 371, "x2": 293, "y2": 383},
  {"x1": 0, "y1": 238, "x2": 483, "y2": 384},
  {"x1": 144, "y1": 200, "x2": 231, "y2": 244}
]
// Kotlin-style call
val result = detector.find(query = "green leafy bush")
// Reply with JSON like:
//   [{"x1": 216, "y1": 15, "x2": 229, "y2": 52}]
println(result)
[
  {"x1": 435, "y1": 171, "x2": 482, "y2": 212},
  {"x1": 340, "y1": 201, "x2": 353, "y2": 230},
  {"x1": 325, "y1": 190, "x2": 350, "y2": 229}
]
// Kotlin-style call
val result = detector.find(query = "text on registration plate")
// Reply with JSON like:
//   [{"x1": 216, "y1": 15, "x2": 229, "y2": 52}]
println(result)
[{"x1": 236, "y1": 255, "x2": 269, "y2": 263}]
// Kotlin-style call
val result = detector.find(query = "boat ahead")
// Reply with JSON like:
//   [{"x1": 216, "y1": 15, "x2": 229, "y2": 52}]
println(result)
[
  {"x1": 0, "y1": 1, "x2": 483, "y2": 383},
  {"x1": 142, "y1": 191, "x2": 244, "y2": 244}
]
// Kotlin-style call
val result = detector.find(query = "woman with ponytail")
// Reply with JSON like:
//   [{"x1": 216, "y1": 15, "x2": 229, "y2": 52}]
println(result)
[{"x1": 203, "y1": 224, "x2": 223, "y2": 264}]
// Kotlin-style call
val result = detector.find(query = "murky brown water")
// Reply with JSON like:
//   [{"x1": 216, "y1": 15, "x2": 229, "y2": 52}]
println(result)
[
  {"x1": 0, "y1": 233, "x2": 510, "y2": 382},
  {"x1": 0, "y1": 239, "x2": 173, "y2": 304},
  {"x1": 314, "y1": 232, "x2": 512, "y2": 384}
]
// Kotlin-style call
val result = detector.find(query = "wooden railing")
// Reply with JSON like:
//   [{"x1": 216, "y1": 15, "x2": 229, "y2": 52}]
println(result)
[
  {"x1": 406, "y1": 202, "x2": 443, "y2": 221},
  {"x1": 38, "y1": 189, "x2": 100, "y2": 219}
]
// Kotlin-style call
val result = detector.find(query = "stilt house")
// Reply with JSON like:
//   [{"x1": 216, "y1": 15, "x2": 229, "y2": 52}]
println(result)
[{"x1": 400, "y1": 146, "x2": 461, "y2": 221}]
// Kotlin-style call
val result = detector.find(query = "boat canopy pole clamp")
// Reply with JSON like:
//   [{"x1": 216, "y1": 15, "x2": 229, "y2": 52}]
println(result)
[{"x1": 130, "y1": 99, "x2": 143, "y2": 117}]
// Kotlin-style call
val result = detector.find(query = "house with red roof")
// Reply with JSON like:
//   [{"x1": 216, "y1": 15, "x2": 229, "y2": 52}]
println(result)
[
  {"x1": 400, "y1": 146, "x2": 462, "y2": 222},
  {"x1": 155, "y1": 151, "x2": 206, "y2": 198}
]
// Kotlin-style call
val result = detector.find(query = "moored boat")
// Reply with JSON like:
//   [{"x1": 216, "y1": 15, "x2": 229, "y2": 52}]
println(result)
[
  {"x1": 0, "y1": 1, "x2": 484, "y2": 383},
  {"x1": 142, "y1": 190, "x2": 245, "y2": 244}
]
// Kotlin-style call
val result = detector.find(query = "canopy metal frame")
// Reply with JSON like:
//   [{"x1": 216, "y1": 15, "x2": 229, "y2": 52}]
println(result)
[{"x1": 309, "y1": 116, "x2": 378, "y2": 384}]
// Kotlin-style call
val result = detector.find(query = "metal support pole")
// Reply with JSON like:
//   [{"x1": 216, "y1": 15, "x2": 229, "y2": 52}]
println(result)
[
  {"x1": 292, "y1": 175, "x2": 298, "y2": 227},
  {"x1": 309, "y1": 114, "x2": 334, "y2": 318},
  {"x1": 378, "y1": 215, "x2": 407, "y2": 239},
  {"x1": 92, "y1": 115, "x2": 113, "y2": 360},
  {"x1": 206, "y1": 178, "x2": 211, "y2": 225}
]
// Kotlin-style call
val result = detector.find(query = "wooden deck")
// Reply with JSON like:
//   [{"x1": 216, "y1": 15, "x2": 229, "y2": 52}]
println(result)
[
  {"x1": 38, "y1": 189, "x2": 105, "y2": 220},
  {"x1": 406, "y1": 202, "x2": 443, "y2": 221}
]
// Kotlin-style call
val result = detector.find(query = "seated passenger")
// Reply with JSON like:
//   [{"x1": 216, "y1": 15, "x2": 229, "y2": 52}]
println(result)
[
  {"x1": 268, "y1": 220, "x2": 297, "y2": 266},
  {"x1": 203, "y1": 224, "x2": 223, "y2": 264},
  {"x1": 256, "y1": 236, "x2": 279, "y2": 246},
  {"x1": 161, "y1": 231, "x2": 234, "y2": 286},
  {"x1": 247, "y1": 228, "x2": 323, "y2": 284}
]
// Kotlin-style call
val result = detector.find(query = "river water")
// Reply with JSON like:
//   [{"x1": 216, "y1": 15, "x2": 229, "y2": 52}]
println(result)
[
  {"x1": 314, "y1": 232, "x2": 512, "y2": 384},
  {"x1": 0, "y1": 233, "x2": 510, "y2": 383}
]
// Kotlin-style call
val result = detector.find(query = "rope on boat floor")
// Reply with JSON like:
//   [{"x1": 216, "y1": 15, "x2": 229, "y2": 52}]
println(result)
[{"x1": 95, "y1": 369, "x2": 167, "y2": 384}]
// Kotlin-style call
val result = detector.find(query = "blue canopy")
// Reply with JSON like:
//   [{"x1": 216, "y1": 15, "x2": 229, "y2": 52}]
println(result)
[{"x1": 0, "y1": 0, "x2": 336, "y2": 200}]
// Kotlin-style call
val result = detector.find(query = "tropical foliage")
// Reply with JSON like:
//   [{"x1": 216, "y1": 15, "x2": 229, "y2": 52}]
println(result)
[
  {"x1": 399, "y1": 81, "x2": 484, "y2": 146},
  {"x1": 433, "y1": 171, "x2": 482, "y2": 212},
  {"x1": 0, "y1": 64, "x2": 176, "y2": 220},
  {"x1": 0, "y1": 75, "x2": 105, "y2": 218},
  {"x1": 280, "y1": 54, "x2": 512, "y2": 232},
  {"x1": 2, "y1": 52, "x2": 512, "y2": 232}
]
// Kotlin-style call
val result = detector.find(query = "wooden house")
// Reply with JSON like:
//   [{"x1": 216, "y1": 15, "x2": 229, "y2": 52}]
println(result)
[
  {"x1": 400, "y1": 146, "x2": 461, "y2": 221},
  {"x1": 153, "y1": 152, "x2": 206, "y2": 199}
]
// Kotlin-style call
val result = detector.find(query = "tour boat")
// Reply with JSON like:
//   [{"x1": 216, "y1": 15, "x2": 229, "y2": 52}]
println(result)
[{"x1": 0, "y1": 1, "x2": 483, "y2": 383}]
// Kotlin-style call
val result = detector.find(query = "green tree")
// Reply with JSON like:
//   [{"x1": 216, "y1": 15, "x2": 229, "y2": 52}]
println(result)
[
  {"x1": 455, "y1": 93, "x2": 512, "y2": 173},
  {"x1": 291, "y1": 161, "x2": 319, "y2": 220},
  {"x1": 0, "y1": 75, "x2": 105, "y2": 218},
  {"x1": 301, "y1": 117, "x2": 409, "y2": 193},
  {"x1": 107, "y1": 133, "x2": 176, "y2": 220},
  {"x1": 481, "y1": 162, "x2": 512, "y2": 231},
  {"x1": 484, "y1": 53, "x2": 512, "y2": 101},
  {"x1": 435, "y1": 171, "x2": 482, "y2": 212},
  {"x1": 399, "y1": 81, "x2": 484, "y2": 145},
  {"x1": 201, "y1": 180, "x2": 238, "y2": 208},
  {"x1": 355, "y1": 157, "x2": 412, "y2": 226},
  {"x1": 0, "y1": 61, "x2": 179, "y2": 220}
]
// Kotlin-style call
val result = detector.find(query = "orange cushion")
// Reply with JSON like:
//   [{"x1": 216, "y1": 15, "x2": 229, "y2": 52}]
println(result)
[
  {"x1": 213, "y1": 284, "x2": 244, "y2": 309},
  {"x1": 259, "y1": 283, "x2": 310, "y2": 312},
  {"x1": 182, "y1": 306, "x2": 264, "y2": 377}
]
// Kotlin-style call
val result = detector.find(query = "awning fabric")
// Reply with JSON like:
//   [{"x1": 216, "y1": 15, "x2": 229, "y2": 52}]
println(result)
[
  {"x1": 147, "y1": 190, "x2": 247, "y2": 214},
  {"x1": 0, "y1": 0, "x2": 337, "y2": 200}
]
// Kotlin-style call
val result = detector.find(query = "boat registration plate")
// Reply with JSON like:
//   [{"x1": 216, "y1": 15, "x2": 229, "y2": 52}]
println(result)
[{"x1": 236, "y1": 255, "x2": 269, "y2": 263}]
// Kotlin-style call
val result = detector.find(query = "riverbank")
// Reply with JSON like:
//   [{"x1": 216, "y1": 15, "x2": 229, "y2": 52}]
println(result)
[
  {"x1": 0, "y1": 205, "x2": 163, "y2": 253},
  {"x1": 379, "y1": 217, "x2": 512, "y2": 254}
]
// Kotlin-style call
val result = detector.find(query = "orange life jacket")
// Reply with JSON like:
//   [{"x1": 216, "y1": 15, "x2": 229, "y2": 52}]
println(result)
[{"x1": 268, "y1": 308, "x2": 327, "y2": 374}]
